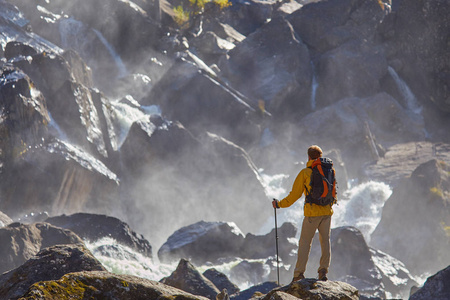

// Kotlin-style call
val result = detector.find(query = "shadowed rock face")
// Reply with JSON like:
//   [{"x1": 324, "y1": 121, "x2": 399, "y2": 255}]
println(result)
[
  {"x1": 0, "y1": 222, "x2": 84, "y2": 274},
  {"x1": 0, "y1": 244, "x2": 106, "y2": 300},
  {"x1": 410, "y1": 265, "x2": 450, "y2": 300},
  {"x1": 45, "y1": 212, "x2": 152, "y2": 258},
  {"x1": 371, "y1": 159, "x2": 450, "y2": 275}
]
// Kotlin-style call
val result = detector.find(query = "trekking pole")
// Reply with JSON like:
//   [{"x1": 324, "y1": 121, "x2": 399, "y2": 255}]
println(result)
[{"x1": 274, "y1": 202, "x2": 280, "y2": 285}]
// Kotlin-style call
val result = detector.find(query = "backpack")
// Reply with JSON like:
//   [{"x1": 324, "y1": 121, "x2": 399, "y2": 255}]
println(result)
[{"x1": 305, "y1": 157, "x2": 337, "y2": 206}]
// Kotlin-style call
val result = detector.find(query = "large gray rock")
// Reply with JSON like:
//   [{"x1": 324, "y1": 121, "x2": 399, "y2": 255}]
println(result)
[
  {"x1": 158, "y1": 221, "x2": 245, "y2": 265},
  {"x1": 160, "y1": 259, "x2": 220, "y2": 299},
  {"x1": 0, "y1": 244, "x2": 106, "y2": 300},
  {"x1": 0, "y1": 222, "x2": 84, "y2": 274},
  {"x1": 371, "y1": 159, "x2": 450, "y2": 276},
  {"x1": 262, "y1": 278, "x2": 359, "y2": 300},
  {"x1": 142, "y1": 55, "x2": 262, "y2": 147},
  {"x1": 45, "y1": 213, "x2": 152, "y2": 258},
  {"x1": 19, "y1": 270, "x2": 209, "y2": 300},
  {"x1": 410, "y1": 265, "x2": 450, "y2": 300},
  {"x1": 219, "y1": 16, "x2": 312, "y2": 119}
]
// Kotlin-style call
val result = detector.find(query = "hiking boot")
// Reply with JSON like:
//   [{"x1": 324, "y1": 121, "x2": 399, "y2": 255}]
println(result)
[
  {"x1": 318, "y1": 269, "x2": 328, "y2": 281},
  {"x1": 292, "y1": 273, "x2": 305, "y2": 282}
]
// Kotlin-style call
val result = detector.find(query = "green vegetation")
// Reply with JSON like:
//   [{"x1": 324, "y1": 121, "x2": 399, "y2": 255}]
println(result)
[{"x1": 173, "y1": 0, "x2": 231, "y2": 28}]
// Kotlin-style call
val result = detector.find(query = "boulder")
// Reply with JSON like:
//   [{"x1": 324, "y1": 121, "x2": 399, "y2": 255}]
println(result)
[
  {"x1": 288, "y1": 0, "x2": 390, "y2": 53},
  {"x1": 121, "y1": 127, "x2": 269, "y2": 248},
  {"x1": 371, "y1": 159, "x2": 450, "y2": 276},
  {"x1": 10, "y1": 47, "x2": 108, "y2": 157},
  {"x1": 45, "y1": 213, "x2": 152, "y2": 258},
  {"x1": 314, "y1": 40, "x2": 388, "y2": 107},
  {"x1": 142, "y1": 55, "x2": 262, "y2": 147},
  {"x1": 203, "y1": 268, "x2": 240, "y2": 295},
  {"x1": 19, "y1": 270, "x2": 209, "y2": 300},
  {"x1": 262, "y1": 278, "x2": 359, "y2": 300},
  {"x1": 158, "y1": 221, "x2": 245, "y2": 265},
  {"x1": 0, "y1": 138, "x2": 119, "y2": 219},
  {"x1": 160, "y1": 259, "x2": 220, "y2": 299},
  {"x1": 241, "y1": 221, "x2": 297, "y2": 269},
  {"x1": 0, "y1": 244, "x2": 106, "y2": 300},
  {"x1": 0, "y1": 65, "x2": 50, "y2": 161},
  {"x1": 409, "y1": 265, "x2": 450, "y2": 300},
  {"x1": 229, "y1": 260, "x2": 270, "y2": 288},
  {"x1": 0, "y1": 222, "x2": 84, "y2": 274},
  {"x1": 218, "y1": 16, "x2": 312, "y2": 119},
  {"x1": 369, "y1": 248, "x2": 418, "y2": 299}
]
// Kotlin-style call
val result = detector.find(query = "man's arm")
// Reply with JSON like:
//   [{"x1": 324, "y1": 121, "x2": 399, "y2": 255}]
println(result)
[{"x1": 276, "y1": 170, "x2": 307, "y2": 208}]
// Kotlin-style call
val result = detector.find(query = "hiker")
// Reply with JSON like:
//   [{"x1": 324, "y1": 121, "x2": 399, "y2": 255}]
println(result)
[{"x1": 272, "y1": 145, "x2": 337, "y2": 282}]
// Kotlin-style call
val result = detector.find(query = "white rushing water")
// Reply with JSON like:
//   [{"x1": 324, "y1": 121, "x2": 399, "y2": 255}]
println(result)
[
  {"x1": 84, "y1": 175, "x2": 393, "y2": 290},
  {"x1": 388, "y1": 66, "x2": 422, "y2": 115}
]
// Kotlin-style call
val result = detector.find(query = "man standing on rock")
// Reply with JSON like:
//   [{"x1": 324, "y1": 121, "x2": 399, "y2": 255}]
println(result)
[{"x1": 272, "y1": 145, "x2": 336, "y2": 282}]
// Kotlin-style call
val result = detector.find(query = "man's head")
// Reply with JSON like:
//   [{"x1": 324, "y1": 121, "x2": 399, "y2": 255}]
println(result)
[{"x1": 308, "y1": 145, "x2": 323, "y2": 160}]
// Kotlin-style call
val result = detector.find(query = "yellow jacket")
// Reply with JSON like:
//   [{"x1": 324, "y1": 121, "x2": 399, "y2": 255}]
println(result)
[{"x1": 278, "y1": 160, "x2": 333, "y2": 217}]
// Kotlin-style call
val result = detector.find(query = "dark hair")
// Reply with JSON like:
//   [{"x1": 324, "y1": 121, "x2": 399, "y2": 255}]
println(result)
[{"x1": 308, "y1": 145, "x2": 323, "y2": 160}]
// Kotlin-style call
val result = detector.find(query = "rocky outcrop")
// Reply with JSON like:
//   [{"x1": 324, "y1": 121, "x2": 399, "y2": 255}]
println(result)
[
  {"x1": 0, "y1": 222, "x2": 84, "y2": 274},
  {"x1": 158, "y1": 221, "x2": 245, "y2": 265},
  {"x1": 409, "y1": 265, "x2": 450, "y2": 300},
  {"x1": 20, "y1": 270, "x2": 209, "y2": 300},
  {"x1": 365, "y1": 142, "x2": 450, "y2": 185},
  {"x1": 263, "y1": 278, "x2": 359, "y2": 300},
  {"x1": 45, "y1": 213, "x2": 152, "y2": 258},
  {"x1": 160, "y1": 259, "x2": 220, "y2": 299},
  {"x1": 371, "y1": 159, "x2": 450, "y2": 276},
  {"x1": 0, "y1": 244, "x2": 106, "y2": 300},
  {"x1": 289, "y1": 93, "x2": 426, "y2": 176},
  {"x1": 218, "y1": 16, "x2": 312, "y2": 120}
]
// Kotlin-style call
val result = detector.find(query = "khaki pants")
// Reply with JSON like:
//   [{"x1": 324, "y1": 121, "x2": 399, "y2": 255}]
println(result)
[{"x1": 293, "y1": 215, "x2": 331, "y2": 277}]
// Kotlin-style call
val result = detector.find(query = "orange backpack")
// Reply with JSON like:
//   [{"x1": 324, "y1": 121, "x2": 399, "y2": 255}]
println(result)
[{"x1": 305, "y1": 157, "x2": 337, "y2": 206}]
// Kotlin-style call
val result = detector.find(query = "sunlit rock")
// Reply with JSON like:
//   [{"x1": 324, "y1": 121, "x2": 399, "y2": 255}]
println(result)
[
  {"x1": 46, "y1": 212, "x2": 152, "y2": 258},
  {"x1": 160, "y1": 258, "x2": 220, "y2": 299},
  {"x1": 0, "y1": 243, "x2": 105, "y2": 300},
  {"x1": 262, "y1": 278, "x2": 359, "y2": 300},
  {"x1": 0, "y1": 222, "x2": 84, "y2": 274},
  {"x1": 20, "y1": 270, "x2": 209, "y2": 300}
]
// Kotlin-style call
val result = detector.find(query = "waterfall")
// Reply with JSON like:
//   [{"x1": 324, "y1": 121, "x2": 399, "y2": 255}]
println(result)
[
  {"x1": 388, "y1": 66, "x2": 422, "y2": 114},
  {"x1": 310, "y1": 61, "x2": 318, "y2": 110},
  {"x1": 93, "y1": 29, "x2": 128, "y2": 78}
]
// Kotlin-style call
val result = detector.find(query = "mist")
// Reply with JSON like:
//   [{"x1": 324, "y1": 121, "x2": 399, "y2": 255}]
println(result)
[{"x1": 1, "y1": 0, "x2": 450, "y2": 295}]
